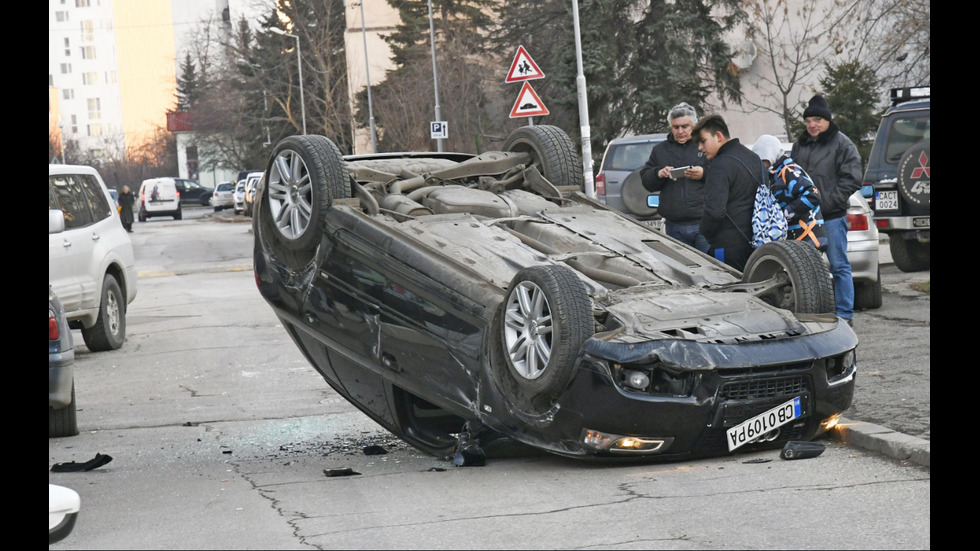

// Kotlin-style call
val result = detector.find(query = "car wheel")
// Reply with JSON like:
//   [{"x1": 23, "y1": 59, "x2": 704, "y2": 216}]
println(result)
[
  {"x1": 741, "y1": 240, "x2": 835, "y2": 314},
  {"x1": 499, "y1": 264, "x2": 594, "y2": 406},
  {"x1": 854, "y1": 268, "x2": 883, "y2": 310},
  {"x1": 174, "y1": 207, "x2": 182, "y2": 220},
  {"x1": 889, "y1": 235, "x2": 930, "y2": 272},
  {"x1": 261, "y1": 135, "x2": 351, "y2": 267},
  {"x1": 389, "y1": 385, "x2": 467, "y2": 459},
  {"x1": 81, "y1": 274, "x2": 126, "y2": 351},
  {"x1": 138, "y1": 208, "x2": 147, "y2": 222},
  {"x1": 49, "y1": 383, "x2": 79, "y2": 438},
  {"x1": 896, "y1": 141, "x2": 930, "y2": 215},
  {"x1": 502, "y1": 125, "x2": 584, "y2": 190}
]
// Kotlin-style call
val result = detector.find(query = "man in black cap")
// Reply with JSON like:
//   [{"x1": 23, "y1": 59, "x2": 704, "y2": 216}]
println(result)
[{"x1": 791, "y1": 94, "x2": 863, "y2": 326}]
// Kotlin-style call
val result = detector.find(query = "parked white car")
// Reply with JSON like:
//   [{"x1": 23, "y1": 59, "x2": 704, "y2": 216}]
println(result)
[
  {"x1": 212, "y1": 181, "x2": 236, "y2": 211},
  {"x1": 49, "y1": 164, "x2": 138, "y2": 351}
]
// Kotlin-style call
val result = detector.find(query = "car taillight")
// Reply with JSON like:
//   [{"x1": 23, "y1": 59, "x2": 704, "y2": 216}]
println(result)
[
  {"x1": 49, "y1": 313, "x2": 60, "y2": 340},
  {"x1": 595, "y1": 173, "x2": 606, "y2": 197},
  {"x1": 846, "y1": 212, "x2": 869, "y2": 231}
]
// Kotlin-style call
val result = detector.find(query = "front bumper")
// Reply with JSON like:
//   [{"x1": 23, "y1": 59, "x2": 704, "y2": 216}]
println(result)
[{"x1": 523, "y1": 323, "x2": 857, "y2": 460}]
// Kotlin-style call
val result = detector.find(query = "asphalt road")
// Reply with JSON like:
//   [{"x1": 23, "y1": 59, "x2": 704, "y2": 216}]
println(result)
[{"x1": 49, "y1": 209, "x2": 929, "y2": 549}]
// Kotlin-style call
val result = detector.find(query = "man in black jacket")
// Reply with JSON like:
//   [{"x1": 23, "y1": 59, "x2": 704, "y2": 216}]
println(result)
[
  {"x1": 693, "y1": 114, "x2": 763, "y2": 271},
  {"x1": 639, "y1": 102, "x2": 709, "y2": 252},
  {"x1": 791, "y1": 95, "x2": 863, "y2": 326}
]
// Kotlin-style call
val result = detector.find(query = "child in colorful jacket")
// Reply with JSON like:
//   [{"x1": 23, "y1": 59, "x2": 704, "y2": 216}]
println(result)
[{"x1": 752, "y1": 135, "x2": 828, "y2": 251}]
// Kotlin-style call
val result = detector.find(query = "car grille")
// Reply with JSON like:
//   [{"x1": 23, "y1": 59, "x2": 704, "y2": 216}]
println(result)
[{"x1": 719, "y1": 376, "x2": 806, "y2": 401}]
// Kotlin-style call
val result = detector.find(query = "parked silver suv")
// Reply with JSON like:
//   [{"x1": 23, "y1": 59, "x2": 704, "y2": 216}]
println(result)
[{"x1": 49, "y1": 164, "x2": 138, "y2": 351}]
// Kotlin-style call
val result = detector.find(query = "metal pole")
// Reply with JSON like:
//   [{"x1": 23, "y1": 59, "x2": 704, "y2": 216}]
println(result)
[
  {"x1": 295, "y1": 34, "x2": 306, "y2": 135},
  {"x1": 271, "y1": 28, "x2": 306, "y2": 135},
  {"x1": 571, "y1": 0, "x2": 594, "y2": 197},
  {"x1": 359, "y1": 1, "x2": 377, "y2": 152},
  {"x1": 427, "y1": 0, "x2": 443, "y2": 152}
]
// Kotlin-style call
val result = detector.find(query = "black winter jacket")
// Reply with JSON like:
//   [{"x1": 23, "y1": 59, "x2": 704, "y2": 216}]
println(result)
[
  {"x1": 638, "y1": 134, "x2": 708, "y2": 225},
  {"x1": 791, "y1": 122, "x2": 863, "y2": 220},
  {"x1": 699, "y1": 139, "x2": 764, "y2": 270}
]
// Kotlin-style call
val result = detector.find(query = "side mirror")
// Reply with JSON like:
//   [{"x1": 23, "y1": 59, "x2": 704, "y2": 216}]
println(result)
[{"x1": 49, "y1": 209, "x2": 66, "y2": 234}]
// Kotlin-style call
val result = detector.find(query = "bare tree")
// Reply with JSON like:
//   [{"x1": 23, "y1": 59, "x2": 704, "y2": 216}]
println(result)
[
  {"x1": 741, "y1": 0, "x2": 866, "y2": 138},
  {"x1": 743, "y1": 0, "x2": 929, "y2": 138}
]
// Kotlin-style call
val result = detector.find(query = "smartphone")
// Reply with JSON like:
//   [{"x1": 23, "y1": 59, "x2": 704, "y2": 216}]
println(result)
[{"x1": 669, "y1": 166, "x2": 693, "y2": 179}]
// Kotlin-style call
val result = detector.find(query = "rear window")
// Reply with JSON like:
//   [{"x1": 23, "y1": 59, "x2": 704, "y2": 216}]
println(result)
[
  {"x1": 882, "y1": 113, "x2": 930, "y2": 163},
  {"x1": 602, "y1": 141, "x2": 660, "y2": 172},
  {"x1": 217, "y1": 183, "x2": 235, "y2": 191}
]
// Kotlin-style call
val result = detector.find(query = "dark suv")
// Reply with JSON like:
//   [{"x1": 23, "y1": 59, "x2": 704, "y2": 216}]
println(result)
[
  {"x1": 173, "y1": 178, "x2": 214, "y2": 206},
  {"x1": 864, "y1": 87, "x2": 930, "y2": 272}
]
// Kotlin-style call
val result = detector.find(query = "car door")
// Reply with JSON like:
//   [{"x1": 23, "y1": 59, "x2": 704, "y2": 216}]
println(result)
[
  {"x1": 49, "y1": 173, "x2": 99, "y2": 314},
  {"x1": 312, "y1": 210, "x2": 484, "y2": 414}
]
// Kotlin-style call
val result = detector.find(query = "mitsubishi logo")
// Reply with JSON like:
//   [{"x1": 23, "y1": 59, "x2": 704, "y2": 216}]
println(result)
[{"x1": 910, "y1": 151, "x2": 930, "y2": 179}]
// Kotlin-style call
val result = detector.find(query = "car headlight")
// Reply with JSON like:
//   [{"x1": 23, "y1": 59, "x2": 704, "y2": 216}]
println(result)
[
  {"x1": 825, "y1": 349, "x2": 856, "y2": 385},
  {"x1": 613, "y1": 362, "x2": 696, "y2": 396},
  {"x1": 581, "y1": 429, "x2": 674, "y2": 454}
]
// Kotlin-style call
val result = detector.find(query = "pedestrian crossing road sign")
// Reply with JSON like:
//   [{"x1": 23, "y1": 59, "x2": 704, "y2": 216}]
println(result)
[
  {"x1": 509, "y1": 81, "x2": 549, "y2": 118},
  {"x1": 505, "y1": 45, "x2": 545, "y2": 83}
]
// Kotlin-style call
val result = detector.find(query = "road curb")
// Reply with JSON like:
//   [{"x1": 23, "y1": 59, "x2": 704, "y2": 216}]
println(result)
[
  {"x1": 214, "y1": 213, "x2": 252, "y2": 223},
  {"x1": 832, "y1": 417, "x2": 930, "y2": 467}
]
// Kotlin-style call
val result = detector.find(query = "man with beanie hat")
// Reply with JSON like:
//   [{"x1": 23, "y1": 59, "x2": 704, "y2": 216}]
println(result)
[
  {"x1": 639, "y1": 102, "x2": 710, "y2": 253},
  {"x1": 792, "y1": 94, "x2": 863, "y2": 326}
]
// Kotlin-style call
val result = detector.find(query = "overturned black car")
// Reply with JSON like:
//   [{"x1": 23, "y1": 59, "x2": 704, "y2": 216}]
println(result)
[{"x1": 252, "y1": 125, "x2": 856, "y2": 462}]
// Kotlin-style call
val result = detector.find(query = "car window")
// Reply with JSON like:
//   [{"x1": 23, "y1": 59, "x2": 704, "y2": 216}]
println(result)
[
  {"x1": 78, "y1": 174, "x2": 112, "y2": 222},
  {"x1": 180, "y1": 179, "x2": 201, "y2": 190},
  {"x1": 217, "y1": 183, "x2": 234, "y2": 192},
  {"x1": 49, "y1": 174, "x2": 96, "y2": 230},
  {"x1": 884, "y1": 114, "x2": 930, "y2": 162},
  {"x1": 604, "y1": 142, "x2": 658, "y2": 172}
]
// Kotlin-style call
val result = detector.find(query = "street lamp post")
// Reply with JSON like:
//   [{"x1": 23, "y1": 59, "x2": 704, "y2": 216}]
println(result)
[
  {"x1": 270, "y1": 27, "x2": 306, "y2": 135},
  {"x1": 357, "y1": 1, "x2": 378, "y2": 152},
  {"x1": 427, "y1": 0, "x2": 443, "y2": 152},
  {"x1": 571, "y1": 0, "x2": 594, "y2": 198}
]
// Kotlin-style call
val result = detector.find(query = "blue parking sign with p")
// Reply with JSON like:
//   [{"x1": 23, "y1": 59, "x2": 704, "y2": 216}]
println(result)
[{"x1": 430, "y1": 121, "x2": 448, "y2": 139}]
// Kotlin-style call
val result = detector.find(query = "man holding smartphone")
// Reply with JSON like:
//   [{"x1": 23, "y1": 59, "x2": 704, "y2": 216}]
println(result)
[{"x1": 639, "y1": 102, "x2": 709, "y2": 252}]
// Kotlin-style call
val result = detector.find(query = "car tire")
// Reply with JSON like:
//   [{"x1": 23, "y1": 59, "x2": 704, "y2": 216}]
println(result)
[
  {"x1": 502, "y1": 125, "x2": 584, "y2": 191},
  {"x1": 889, "y1": 235, "x2": 930, "y2": 272},
  {"x1": 138, "y1": 208, "x2": 147, "y2": 222},
  {"x1": 741, "y1": 240, "x2": 835, "y2": 314},
  {"x1": 854, "y1": 268, "x2": 883, "y2": 310},
  {"x1": 896, "y1": 141, "x2": 930, "y2": 215},
  {"x1": 174, "y1": 206, "x2": 182, "y2": 220},
  {"x1": 261, "y1": 135, "x2": 351, "y2": 268},
  {"x1": 81, "y1": 274, "x2": 126, "y2": 352},
  {"x1": 498, "y1": 264, "x2": 594, "y2": 406},
  {"x1": 49, "y1": 383, "x2": 79, "y2": 438}
]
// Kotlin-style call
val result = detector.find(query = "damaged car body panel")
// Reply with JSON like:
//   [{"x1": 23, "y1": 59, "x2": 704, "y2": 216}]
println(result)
[{"x1": 253, "y1": 125, "x2": 856, "y2": 462}]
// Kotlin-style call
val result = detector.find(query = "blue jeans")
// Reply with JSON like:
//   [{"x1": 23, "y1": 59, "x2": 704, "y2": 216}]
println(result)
[
  {"x1": 823, "y1": 216, "x2": 854, "y2": 320},
  {"x1": 665, "y1": 220, "x2": 710, "y2": 253}
]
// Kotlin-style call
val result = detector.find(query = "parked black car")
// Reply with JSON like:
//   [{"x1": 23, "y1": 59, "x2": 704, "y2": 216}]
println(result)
[
  {"x1": 252, "y1": 125, "x2": 856, "y2": 463},
  {"x1": 173, "y1": 178, "x2": 214, "y2": 206}
]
